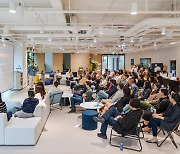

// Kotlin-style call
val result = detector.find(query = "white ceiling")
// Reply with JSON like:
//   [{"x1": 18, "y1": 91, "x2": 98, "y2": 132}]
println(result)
[{"x1": 0, "y1": 0, "x2": 180, "y2": 54}]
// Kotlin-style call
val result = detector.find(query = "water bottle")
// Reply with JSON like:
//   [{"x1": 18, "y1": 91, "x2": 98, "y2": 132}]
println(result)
[{"x1": 120, "y1": 143, "x2": 124, "y2": 151}]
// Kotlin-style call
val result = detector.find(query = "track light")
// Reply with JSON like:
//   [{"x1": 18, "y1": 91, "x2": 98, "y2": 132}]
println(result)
[
  {"x1": 154, "y1": 42, "x2": 157, "y2": 46},
  {"x1": 3, "y1": 43, "x2": 6, "y2": 47},
  {"x1": 16, "y1": 3, "x2": 24, "y2": 18},
  {"x1": 131, "y1": 2, "x2": 137, "y2": 15},
  {"x1": 3, "y1": 25, "x2": 10, "y2": 36},
  {"x1": 94, "y1": 36, "x2": 97, "y2": 43},
  {"x1": 1, "y1": 37, "x2": 5, "y2": 42},
  {"x1": 118, "y1": 44, "x2": 121, "y2": 48},
  {"x1": 48, "y1": 34, "x2": 52, "y2": 42},
  {"x1": 40, "y1": 26, "x2": 44, "y2": 34},
  {"x1": 130, "y1": 37, "x2": 134, "y2": 43},
  {"x1": 9, "y1": 0, "x2": 16, "y2": 14},
  {"x1": 139, "y1": 37, "x2": 143, "y2": 42},
  {"x1": 98, "y1": 27, "x2": 103, "y2": 35},
  {"x1": 161, "y1": 28, "x2": 166, "y2": 35}
]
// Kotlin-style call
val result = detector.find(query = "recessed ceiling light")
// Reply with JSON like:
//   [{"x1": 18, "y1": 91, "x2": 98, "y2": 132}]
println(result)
[
  {"x1": 40, "y1": 26, "x2": 44, "y2": 34},
  {"x1": 130, "y1": 37, "x2": 133, "y2": 43},
  {"x1": 131, "y1": 2, "x2": 137, "y2": 15},
  {"x1": 94, "y1": 36, "x2": 97, "y2": 43},
  {"x1": 161, "y1": 28, "x2": 166, "y2": 35},
  {"x1": 9, "y1": 0, "x2": 16, "y2": 14}
]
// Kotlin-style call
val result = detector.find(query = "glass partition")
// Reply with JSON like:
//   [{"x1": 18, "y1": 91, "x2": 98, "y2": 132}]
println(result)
[{"x1": 102, "y1": 54, "x2": 125, "y2": 73}]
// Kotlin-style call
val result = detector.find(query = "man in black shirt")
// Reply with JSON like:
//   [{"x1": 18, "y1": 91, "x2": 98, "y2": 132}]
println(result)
[{"x1": 95, "y1": 98, "x2": 142, "y2": 139}]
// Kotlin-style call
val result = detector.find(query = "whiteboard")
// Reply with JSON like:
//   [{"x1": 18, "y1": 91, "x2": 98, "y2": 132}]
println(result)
[{"x1": 0, "y1": 43, "x2": 14, "y2": 92}]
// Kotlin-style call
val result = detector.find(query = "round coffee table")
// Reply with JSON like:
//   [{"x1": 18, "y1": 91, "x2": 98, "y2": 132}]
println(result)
[{"x1": 80, "y1": 102, "x2": 104, "y2": 110}]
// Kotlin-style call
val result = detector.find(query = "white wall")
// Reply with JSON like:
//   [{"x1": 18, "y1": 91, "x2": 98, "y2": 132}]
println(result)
[
  {"x1": 125, "y1": 45, "x2": 180, "y2": 76},
  {"x1": 14, "y1": 46, "x2": 27, "y2": 88}
]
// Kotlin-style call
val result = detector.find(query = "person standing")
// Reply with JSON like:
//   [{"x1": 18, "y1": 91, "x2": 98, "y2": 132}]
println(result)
[{"x1": 28, "y1": 62, "x2": 38, "y2": 90}]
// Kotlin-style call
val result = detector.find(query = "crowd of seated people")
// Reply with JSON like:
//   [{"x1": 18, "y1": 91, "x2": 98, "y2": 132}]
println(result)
[{"x1": 65, "y1": 66, "x2": 180, "y2": 144}]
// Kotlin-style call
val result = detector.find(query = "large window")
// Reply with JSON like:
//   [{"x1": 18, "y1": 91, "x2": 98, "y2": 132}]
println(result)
[
  {"x1": 140, "y1": 58, "x2": 151, "y2": 68},
  {"x1": 102, "y1": 54, "x2": 125, "y2": 74}
]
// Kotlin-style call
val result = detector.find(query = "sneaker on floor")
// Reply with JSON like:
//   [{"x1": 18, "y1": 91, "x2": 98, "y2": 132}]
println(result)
[
  {"x1": 97, "y1": 133, "x2": 107, "y2": 139},
  {"x1": 93, "y1": 116, "x2": 105, "y2": 123},
  {"x1": 68, "y1": 109, "x2": 76, "y2": 113}
]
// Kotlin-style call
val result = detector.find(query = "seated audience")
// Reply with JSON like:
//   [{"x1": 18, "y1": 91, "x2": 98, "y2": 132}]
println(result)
[
  {"x1": 48, "y1": 81, "x2": 61, "y2": 93},
  {"x1": 35, "y1": 81, "x2": 46, "y2": 100},
  {"x1": 101, "y1": 82, "x2": 124, "y2": 105},
  {"x1": 68, "y1": 81, "x2": 92, "y2": 113},
  {"x1": 0, "y1": 92, "x2": 12, "y2": 121},
  {"x1": 128, "y1": 78, "x2": 139, "y2": 98},
  {"x1": 14, "y1": 91, "x2": 39, "y2": 118},
  {"x1": 94, "y1": 98, "x2": 142, "y2": 139},
  {"x1": 95, "y1": 79, "x2": 117, "y2": 101},
  {"x1": 144, "y1": 92, "x2": 180, "y2": 143},
  {"x1": 138, "y1": 81, "x2": 152, "y2": 101}
]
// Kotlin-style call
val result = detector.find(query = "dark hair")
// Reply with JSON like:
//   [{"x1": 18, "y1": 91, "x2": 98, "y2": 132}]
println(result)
[
  {"x1": 171, "y1": 92, "x2": 180, "y2": 105},
  {"x1": 118, "y1": 82, "x2": 124, "y2": 89},
  {"x1": 0, "y1": 92, "x2": 2, "y2": 102},
  {"x1": 160, "y1": 88, "x2": 168, "y2": 97},
  {"x1": 155, "y1": 82, "x2": 161, "y2": 90},
  {"x1": 144, "y1": 81, "x2": 151, "y2": 90},
  {"x1": 102, "y1": 74, "x2": 106, "y2": 79},
  {"x1": 28, "y1": 90, "x2": 35, "y2": 98},
  {"x1": 87, "y1": 75, "x2": 92, "y2": 80},
  {"x1": 129, "y1": 98, "x2": 140, "y2": 108},
  {"x1": 123, "y1": 86, "x2": 131, "y2": 97},
  {"x1": 95, "y1": 79, "x2": 101, "y2": 85},
  {"x1": 86, "y1": 81, "x2": 92, "y2": 87},
  {"x1": 54, "y1": 81, "x2": 59, "y2": 87},
  {"x1": 110, "y1": 79, "x2": 116, "y2": 86}
]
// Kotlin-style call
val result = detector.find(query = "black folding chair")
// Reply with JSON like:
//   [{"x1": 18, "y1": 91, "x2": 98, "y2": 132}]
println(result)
[
  {"x1": 157, "y1": 122, "x2": 180, "y2": 148},
  {"x1": 109, "y1": 122, "x2": 143, "y2": 152}
]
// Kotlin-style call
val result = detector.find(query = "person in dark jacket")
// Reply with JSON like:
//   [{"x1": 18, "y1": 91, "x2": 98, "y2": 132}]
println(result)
[
  {"x1": 138, "y1": 81, "x2": 152, "y2": 101},
  {"x1": 14, "y1": 91, "x2": 39, "y2": 118},
  {"x1": 0, "y1": 92, "x2": 12, "y2": 121},
  {"x1": 145, "y1": 92, "x2": 180, "y2": 143},
  {"x1": 94, "y1": 98, "x2": 143, "y2": 139}
]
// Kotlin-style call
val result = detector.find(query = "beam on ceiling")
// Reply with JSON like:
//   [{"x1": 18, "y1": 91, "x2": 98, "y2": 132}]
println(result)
[{"x1": 0, "y1": 8, "x2": 180, "y2": 14}]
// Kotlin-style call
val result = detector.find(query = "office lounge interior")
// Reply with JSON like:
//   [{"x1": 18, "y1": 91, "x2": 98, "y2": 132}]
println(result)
[{"x1": 0, "y1": 0, "x2": 180, "y2": 154}]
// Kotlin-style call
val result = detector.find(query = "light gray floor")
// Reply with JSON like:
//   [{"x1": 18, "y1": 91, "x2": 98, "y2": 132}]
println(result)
[{"x1": 0, "y1": 85, "x2": 179, "y2": 154}]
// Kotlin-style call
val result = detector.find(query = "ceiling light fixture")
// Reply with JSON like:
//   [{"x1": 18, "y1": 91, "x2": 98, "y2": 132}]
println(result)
[
  {"x1": 16, "y1": 3, "x2": 24, "y2": 18},
  {"x1": 40, "y1": 26, "x2": 44, "y2": 34},
  {"x1": 130, "y1": 37, "x2": 134, "y2": 43},
  {"x1": 48, "y1": 34, "x2": 52, "y2": 42},
  {"x1": 98, "y1": 27, "x2": 103, "y2": 35},
  {"x1": 1, "y1": 37, "x2": 5, "y2": 42},
  {"x1": 3, "y1": 25, "x2": 10, "y2": 36},
  {"x1": 131, "y1": 2, "x2": 137, "y2": 15},
  {"x1": 94, "y1": 36, "x2": 97, "y2": 43},
  {"x1": 154, "y1": 42, "x2": 157, "y2": 46},
  {"x1": 139, "y1": 37, "x2": 143, "y2": 42},
  {"x1": 118, "y1": 44, "x2": 121, "y2": 48},
  {"x1": 161, "y1": 28, "x2": 166, "y2": 35},
  {"x1": 3, "y1": 43, "x2": 6, "y2": 47},
  {"x1": 20, "y1": 42, "x2": 23, "y2": 47},
  {"x1": 9, "y1": 0, "x2": 16, "y2": 14}
]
